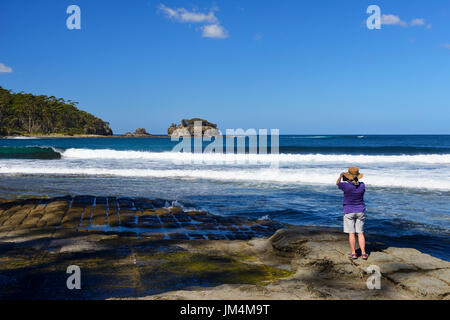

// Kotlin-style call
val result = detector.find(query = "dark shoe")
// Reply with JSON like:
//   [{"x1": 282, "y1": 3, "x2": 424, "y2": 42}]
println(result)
[{"x1": 348, "y1": 253, "x2": 358, "y2": 260}]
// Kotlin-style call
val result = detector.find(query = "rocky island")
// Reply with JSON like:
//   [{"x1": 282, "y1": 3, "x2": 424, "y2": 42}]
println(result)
[
  {"x1": 0, "y1": 196, "x2": 448, "y2": 300},
  {"x1": 168, "y1": 118, "x2": 221, "y2": 137},
  {"x1": 0, "y1": 86, "x2": 113, "y2": 137},
  {"x1": 123, "y1": 128, "x2": 153, "y2": 137}
]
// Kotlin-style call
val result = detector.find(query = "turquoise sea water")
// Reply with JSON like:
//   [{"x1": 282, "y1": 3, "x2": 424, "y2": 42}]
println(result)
[{"x1": 0, "y1": 135, "x2": 449, "y2": 260}]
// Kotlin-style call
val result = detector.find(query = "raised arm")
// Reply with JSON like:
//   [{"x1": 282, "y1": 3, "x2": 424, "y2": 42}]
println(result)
[{"x1": 336, "y1": 172, "x2": 345, "y2": 186}]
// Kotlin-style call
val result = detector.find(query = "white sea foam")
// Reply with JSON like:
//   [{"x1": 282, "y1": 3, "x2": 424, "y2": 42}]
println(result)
[
  {"x1": 290, "y1": 136, "x2": 332, "y2": 139},
  {"x1": 60, "y1": 148, "x2": 450, "y2": 165},
  {"x1": 5, "y1": 136, "x2": 39, "y2": 140},
  {"x1": 2, "y1": 148, "x2": 450, "y2": 191},
  {"x1": 1, "y1": 165, "x2": 449, "y2": 191}
]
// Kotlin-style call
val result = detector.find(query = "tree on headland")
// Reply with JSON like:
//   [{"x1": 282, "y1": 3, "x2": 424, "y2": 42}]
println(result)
[{"x1": 0, "y1": 86, "x2": 113, "y2": 136}]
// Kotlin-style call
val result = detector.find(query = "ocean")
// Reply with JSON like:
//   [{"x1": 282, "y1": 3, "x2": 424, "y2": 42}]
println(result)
[{"x1": 0, "y1": 135, "x2": 449, "y2": 260}]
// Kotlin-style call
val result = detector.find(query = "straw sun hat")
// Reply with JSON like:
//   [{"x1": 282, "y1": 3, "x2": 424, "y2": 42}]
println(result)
[{"x1": 343, "y1": 167, "x2": 364, "y2": 181}]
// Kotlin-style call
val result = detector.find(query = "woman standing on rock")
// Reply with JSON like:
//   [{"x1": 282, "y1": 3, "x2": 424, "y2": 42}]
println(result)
[{"x1": 336, "y1": 167, "x2": 368, "y2": 260}]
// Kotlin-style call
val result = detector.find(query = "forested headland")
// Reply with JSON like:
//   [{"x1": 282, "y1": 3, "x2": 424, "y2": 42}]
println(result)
[{"x1": 0, "y1": 86, "x2": 113, "y2": 136}]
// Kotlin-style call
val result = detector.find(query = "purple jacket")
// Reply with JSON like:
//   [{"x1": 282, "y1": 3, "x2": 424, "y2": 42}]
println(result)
[{"x1": 338, "y1": 182, "x2": 366, "y2": 214}]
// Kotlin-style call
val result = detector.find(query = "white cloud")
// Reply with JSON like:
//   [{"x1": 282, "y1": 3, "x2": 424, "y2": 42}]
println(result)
[
  {"x1": 442, "y1": 44, "x2": 450, "y2": 49},
  {"x1": 201, "y1": 24, "x2": 228, "y2": 39},
  {"x1": 180, "y1": 10, "x2": 217, "y2": 23},
  {"x1": 410, "y1": 18, "x2": 425, "y2": 26},
  {"x1": 158, "y1": 4, "x2": 228, "y2": 39},
  {"x1": 381, "y1": 14, "x2": 429, "y2": 28},
  {"x1": 381, "y1": 14, "x2": 408, "y2": 26},
  {"x1": 0, "y1": 63, "x2": 12, "y2": 73},
  {"x1": 158, "y1": 4, "x2": 218, "y2": 23},
  {"x1": 158, "y1": 4, "x2": 177, "y2": 19}
]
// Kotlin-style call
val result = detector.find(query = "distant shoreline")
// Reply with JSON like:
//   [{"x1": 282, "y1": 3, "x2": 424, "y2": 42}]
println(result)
[
  {"x1": 1, "y1": 134, "x2": 170, "y2": 139},
  {"x1": 2, "y1": 134, "x2": 450, "y2": 139}
]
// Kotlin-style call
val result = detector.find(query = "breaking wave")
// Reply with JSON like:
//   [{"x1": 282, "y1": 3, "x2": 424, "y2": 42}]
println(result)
[
  {"x1": 1, "y1": 166, "x2": 449, "y2": 190},
  {"x1": 0, "y1": 146, "x2": 61, "y2": 159},
  {"x1": 60, "y1": 148, "x2": 450, "y2": 165}
]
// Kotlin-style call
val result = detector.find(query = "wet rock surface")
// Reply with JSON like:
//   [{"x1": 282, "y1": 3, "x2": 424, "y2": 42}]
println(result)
[
  {"x1": 0, "y1": 196, "x2": 287, "y2": 299},
  {"x1": 0, "y1": 196, "x2": 283, "y2": 240},
  {"x1": 0, "y1": 198, "x2": 448, "y2": 300},
  {"x1": 132, "y1": 227, "x2": 450, "y2": 300}
]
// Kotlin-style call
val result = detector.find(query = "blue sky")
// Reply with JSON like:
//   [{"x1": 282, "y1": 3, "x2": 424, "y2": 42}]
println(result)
[{"x1": 1, "y1": 0, "x2": 449, "y2": 134}]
